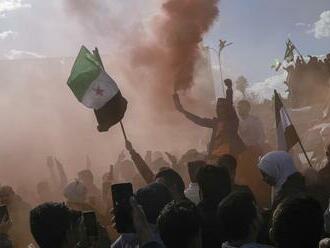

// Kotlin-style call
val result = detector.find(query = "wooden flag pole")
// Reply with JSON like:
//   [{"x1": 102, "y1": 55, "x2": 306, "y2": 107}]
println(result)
[
  {"x1": 282, "y1": 105, "x2": 313, "y2": 168},
  {"x1": 120, "y1": 121, "x2": 128, "y2": 142},
  {"x1": 297, "y1": 138, "x2": 313, "y2": 168}
]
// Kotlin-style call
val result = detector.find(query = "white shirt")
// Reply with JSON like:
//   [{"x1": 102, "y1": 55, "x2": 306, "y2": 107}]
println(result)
[
  {"x1": 184, "y1": 183, "x2": 200, "y2": 205},
  {"x1": 239, "y1": 115, "x2": 266, "y2": 146}
]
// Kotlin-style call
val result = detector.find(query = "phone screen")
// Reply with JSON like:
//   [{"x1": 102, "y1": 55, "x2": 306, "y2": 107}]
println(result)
[
  {"x1": 83, "y1": 211, "x2": 98, "y2": 237},
  {"x1": 111, "y1": 183, "x2": 134, "y2": 233},
  {"x1": 0, "y1": 205, "x2": 9, "y2": 221}
]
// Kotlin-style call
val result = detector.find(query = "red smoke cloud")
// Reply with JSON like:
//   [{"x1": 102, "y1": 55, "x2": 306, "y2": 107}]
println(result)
[{"x1": 131, "y1": 0, "x2": 219, "y2": 108}]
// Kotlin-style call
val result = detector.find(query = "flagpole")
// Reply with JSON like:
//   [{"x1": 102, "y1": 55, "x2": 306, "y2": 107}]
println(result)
[
  {"x1": 207, "y1": 40, "x2": 233, "y2": 98},
  {"x1": 282, "y1": 104, "x2": 313, "y2": 168},
  {"x1": 288, "y1": 39, "x2": 305, "y2": 63},
  {"x1": 297, "y1": 138, "x2": 313, "y2": 168},
  {"x1": 218, "y1": 48, "x2": 225, "y2": 97},
  {"x1": 120, "y1": 121, "x2": 128, "y2": 141}
]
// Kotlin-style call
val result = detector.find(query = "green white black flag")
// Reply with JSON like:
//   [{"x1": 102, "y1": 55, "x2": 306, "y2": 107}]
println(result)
[
  {"x1": 284, "y1": 39, "x2": 295, "y2": 63},
  {"x1": 67, "y1": 46, "x2": 127, "y2": 132}
]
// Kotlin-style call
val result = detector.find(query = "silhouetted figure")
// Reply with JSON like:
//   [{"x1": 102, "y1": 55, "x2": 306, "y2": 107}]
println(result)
[{"x1": 174, "y1": 79, "x2": 245, "y2": 160}]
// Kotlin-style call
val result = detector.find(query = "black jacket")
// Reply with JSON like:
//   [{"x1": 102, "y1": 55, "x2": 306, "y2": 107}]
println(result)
[{"x1": 273, "y1": 172, "x2": 306, "y2": 209}]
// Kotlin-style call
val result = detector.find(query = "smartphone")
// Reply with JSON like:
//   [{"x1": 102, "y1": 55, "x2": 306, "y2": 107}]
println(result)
[
  {"x1": 111, "y1": 183, "x2": 134, "y2": 233},
  {"x1": 0, "y1": 205, "x2": 9, "y2": 221},
  {"x1": 83, "y1": 211, "x2": 98, "y2": 237}
]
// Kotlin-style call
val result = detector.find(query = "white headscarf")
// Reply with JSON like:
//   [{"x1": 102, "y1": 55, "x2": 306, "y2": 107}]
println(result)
[{"x1": 257, "y1": 151, "x2": 297, "y2": 193}]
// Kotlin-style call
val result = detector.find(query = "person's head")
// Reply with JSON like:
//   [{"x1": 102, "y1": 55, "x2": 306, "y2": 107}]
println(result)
[
  {"x1": 64, "y1": 181, "x2": 87, "y2": 204},
  {"x1": 155, "y1": 168, "x2": 185, "y2": 200},
  {"x1": 37, "y1": 181, "x2": 51, "y2": 201},
  {"x1": 217, "y1": 154, "x2": 237, "y2": 184},
  {"x1": 0, "y1": 186, "x2": 15, "y2": 205},
  {"x1": 30, "y1": 202, "x2": 82, "y2": 248},
  {"x1": 78, "y1": 169, "x2": 94, "y2": 186},
  {"x1": 136, "y1": 183, "x2": 173, "y2": 224},
  {"x1": 188, "y1": 160, "x2": 205, "y2": 183},
  {"x1": 270, "y1": 196, "x2": 323, "y2": 248},
  {"x1": 197, "y1": 165, "x2": 231, "y2": 203},
  {"x1": 217, "y1": 191, "x2": 260, "y2": 243},
  {"x1": 237, "y1": 100, "x2": 251, "y2": 119},
  {"x1": 158, "y1": 200, "x2": 201, "y2": 248},
  {"x1": 257, "y1": 151, "x2": 297, "y2": 192}
]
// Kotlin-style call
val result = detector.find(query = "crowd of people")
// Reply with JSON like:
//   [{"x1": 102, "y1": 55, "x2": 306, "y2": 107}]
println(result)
[
  {"x1": 284, "y1": 54, "x2": 330, "y2": 107},
  {"x1": 1, "y1": 79, "x2": 330, "y2": 248}
]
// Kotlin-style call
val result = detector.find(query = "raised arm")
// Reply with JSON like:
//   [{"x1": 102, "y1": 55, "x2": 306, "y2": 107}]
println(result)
[
  {"x1": 46, "y1": 156, "x2": 59, "y2": 188},
  {"x1": 54, "y1": 158, "x2": 68, "y2": 189},
  {"x1": 224, "y1": 79, "x2": 233, "y2": 105},
  {"x1": 173, "y1": 93, "x2": 214, "y2": 128},
  {"x1": 125, "y1": 140, "x2": 155, "y2": 184},
  {"x1": 224, "y1": 80, "x2": 239, "y2": 132}
]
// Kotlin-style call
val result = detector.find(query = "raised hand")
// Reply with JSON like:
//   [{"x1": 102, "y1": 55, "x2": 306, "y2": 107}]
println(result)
[{"x1": 224, "y1": 79, "x2": 232, "y2": 88}]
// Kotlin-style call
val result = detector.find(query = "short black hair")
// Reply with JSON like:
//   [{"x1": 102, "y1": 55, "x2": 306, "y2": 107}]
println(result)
[
  {"x1": 217, "y1": 191, "x2": 257, "y2": 242},
  {"x1": 217, "y1": 154, "x2": 237, "y2": 173},
  {"x1": 30, "y1": 202, "x2": 81, "y2": 248},
  {"x1": 271, "y1": 196, "x2": 323, "y2": 248},
  {"x1": 136, "y1": 183, "x2": 173, "y2": 224},
  {"x1": 188, "y1": 160, "x2": 205, "y2": 183},
  {"x1": 155, "y1": 168, "x2": 185, "y2": 195},
  {"x1": 158, "y1": 200, "x2": 200, "y2": 248},
  {"x1": 197, "y1": 165, "x2": 231, "y2": 202}
]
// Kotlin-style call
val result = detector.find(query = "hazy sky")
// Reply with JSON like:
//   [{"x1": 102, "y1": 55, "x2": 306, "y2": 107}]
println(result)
[
  {"x1": 0, "y1": 0, "x2": 329, "y2": 83},
  {"x1": 205, "y1": 0, "x2": 330, "y2": 82}
]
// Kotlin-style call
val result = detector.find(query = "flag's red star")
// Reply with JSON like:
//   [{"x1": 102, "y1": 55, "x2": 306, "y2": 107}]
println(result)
[{"x1": 93, "y1": 86, "x2": 104, "y2": 96}]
